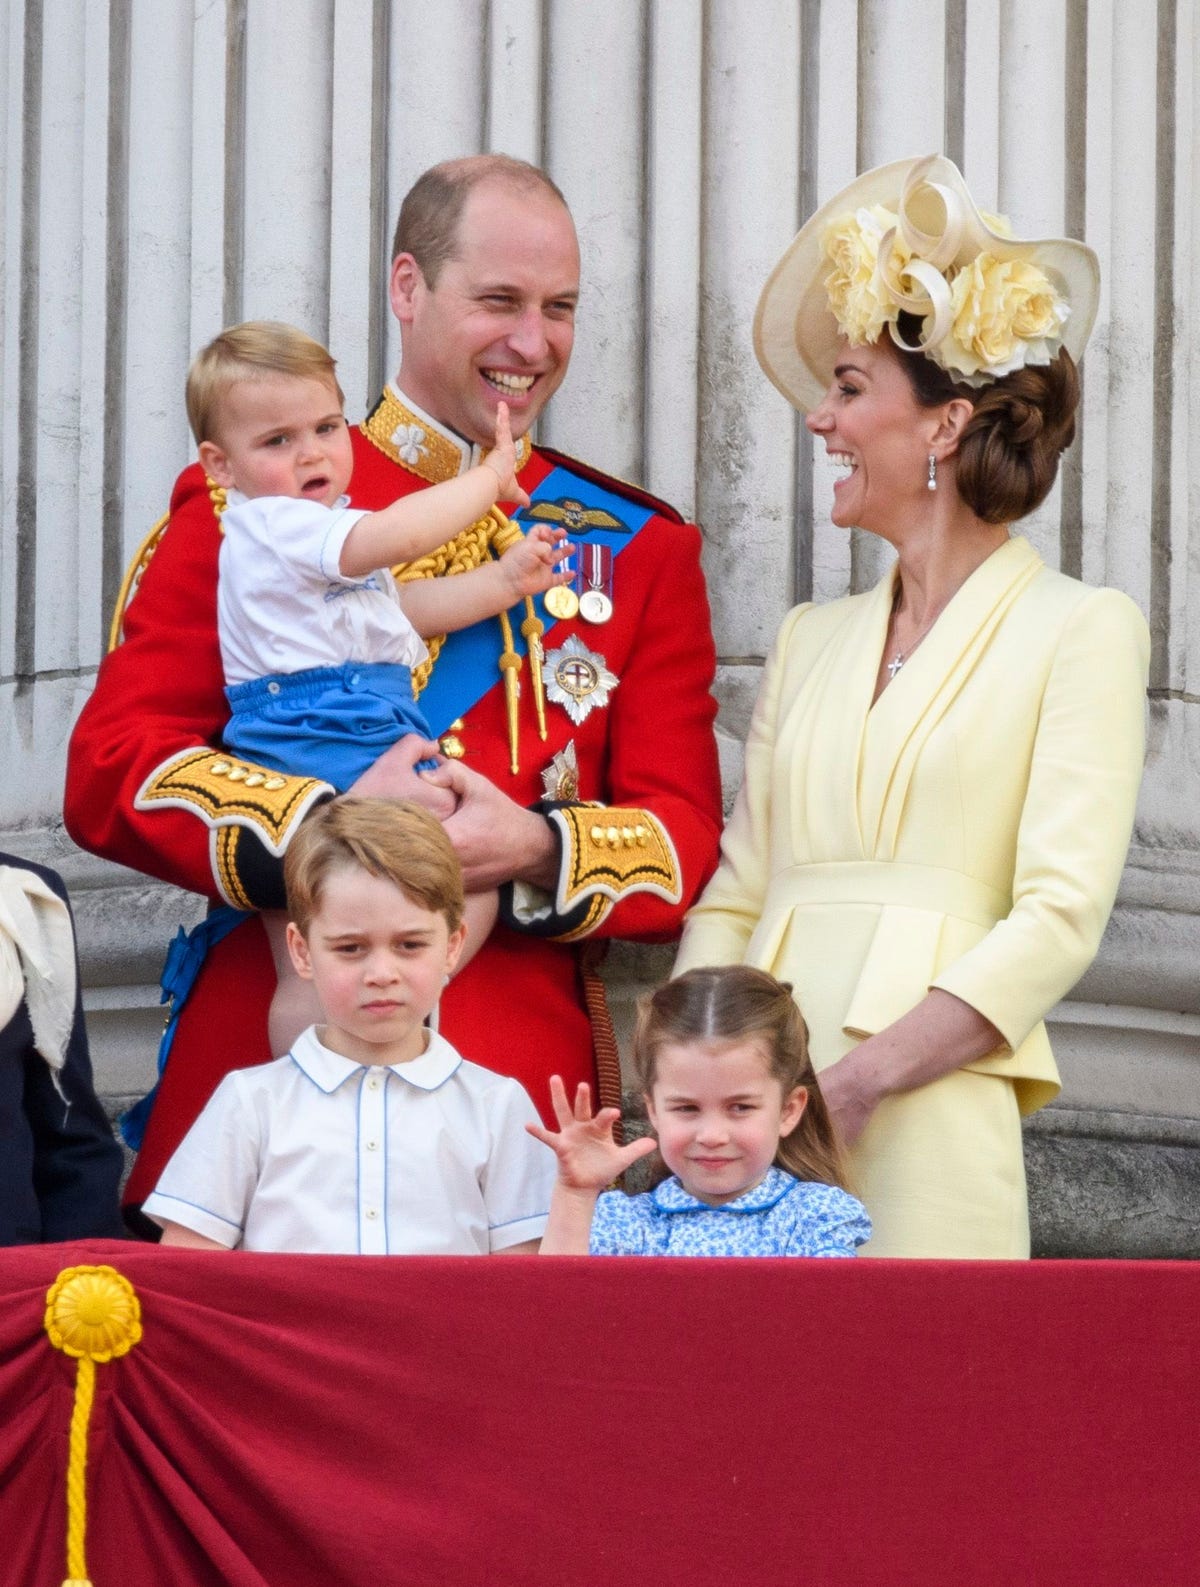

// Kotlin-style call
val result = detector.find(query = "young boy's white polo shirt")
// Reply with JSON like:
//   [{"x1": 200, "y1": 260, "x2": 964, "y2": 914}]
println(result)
[{"x1": 142, "y1": 1027, "x2": 554, "y2": 1254}]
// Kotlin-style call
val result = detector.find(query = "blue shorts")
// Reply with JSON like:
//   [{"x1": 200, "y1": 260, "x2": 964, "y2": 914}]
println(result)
[{"x1": 224, "y1": 661, "x2": 438, "y2": 791}]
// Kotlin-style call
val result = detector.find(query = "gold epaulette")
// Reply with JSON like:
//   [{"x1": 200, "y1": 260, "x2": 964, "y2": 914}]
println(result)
[
  {"x1": 135, "y1": 749, "x2": 333, "y2": 906},
  {"x1": 546, "y1": 806, "x2": 683, "y2": 941}
]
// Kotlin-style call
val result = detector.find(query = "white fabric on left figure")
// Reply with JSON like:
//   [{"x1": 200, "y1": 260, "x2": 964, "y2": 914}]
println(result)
[{"x1": 0, "y1": 865, "x2": 78, "y2": 1080}]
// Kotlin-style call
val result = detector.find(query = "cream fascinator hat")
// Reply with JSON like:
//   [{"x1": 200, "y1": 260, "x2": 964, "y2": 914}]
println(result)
[{"x1": 754, "y1": 154, "x2": 1100, "y2": 413}]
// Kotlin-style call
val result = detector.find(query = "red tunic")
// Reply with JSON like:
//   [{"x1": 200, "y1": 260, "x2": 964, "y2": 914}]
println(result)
[{"x1": 65, "y1": 398, "x2": 723, "y2": 1211}]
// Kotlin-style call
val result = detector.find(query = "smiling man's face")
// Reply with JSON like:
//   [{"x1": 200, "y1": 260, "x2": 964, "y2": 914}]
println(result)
[{"x1": 389, "y1": 177, "x2": 581, "y2": 447}]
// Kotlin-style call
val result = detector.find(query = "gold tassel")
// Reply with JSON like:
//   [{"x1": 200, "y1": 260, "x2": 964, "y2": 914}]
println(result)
[
  {"x1": 497, "y1": 608, "x2": 522, "y2": 774},
  {"x1": 521, "y1": 599, "x2": 548, "y2": 740},
  {"x1": 44, "y1": 1265, "x2": 143, "y2": 1587}
]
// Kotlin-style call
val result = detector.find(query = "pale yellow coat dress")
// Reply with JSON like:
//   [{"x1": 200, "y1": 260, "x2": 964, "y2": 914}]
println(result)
[{"x1": 675, "y1": 537, "x2": 1150, "y2": 1257}]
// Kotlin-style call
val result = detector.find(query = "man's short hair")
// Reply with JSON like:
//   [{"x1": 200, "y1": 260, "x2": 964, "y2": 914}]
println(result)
[
  {"x1": 391, "y1": 154, "x2": 569, "y2": 287},
  {"x1": 284, "y1": 798, "x2": 465, "y2": 937},
  {"x1": 185, "y1": 320, "x2": 345, "y2": 445}
]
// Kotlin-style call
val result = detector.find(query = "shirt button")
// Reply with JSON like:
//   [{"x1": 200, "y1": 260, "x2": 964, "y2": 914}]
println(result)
[
  {"x1": 367, "y1": 1077, "x2": 380, "y2": 1090},
  {"x1": 350, "y1": 672, "x2": 360, "y2": 686},
  {"x1": 365, "y1": 1209, "x2": 379, "y2": 1221},
  {"x1": 366, "y1": 1139, "x2": 379, "y2": 1151}
]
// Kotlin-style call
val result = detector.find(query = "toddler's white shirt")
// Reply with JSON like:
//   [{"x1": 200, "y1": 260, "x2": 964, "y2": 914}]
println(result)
[
  {"x1": 217, "y1": 492, "x2": 428, "y2": 684},
  {"x1": 142, "y1": 1026, "x2": 553, "y2": 1254}
]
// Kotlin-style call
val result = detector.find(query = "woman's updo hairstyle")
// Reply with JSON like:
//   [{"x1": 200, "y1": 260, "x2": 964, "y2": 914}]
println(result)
[{"x1": 893, "y1": 311, "x2": 1080, "y2": 524}]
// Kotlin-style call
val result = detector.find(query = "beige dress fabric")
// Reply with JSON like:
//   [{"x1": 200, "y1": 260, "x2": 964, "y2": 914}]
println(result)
[{"x1": 676, "y1": 537, "x2": 1149, "y2": 1257}]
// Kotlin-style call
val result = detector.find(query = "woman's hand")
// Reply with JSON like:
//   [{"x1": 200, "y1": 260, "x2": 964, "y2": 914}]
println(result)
[
  {"x1": 527, "y1": 1076, "x2": 657, "y2": 1191},
  {"x1": 818, "y1": 989, "x2": 1006, "y2": 1145}
]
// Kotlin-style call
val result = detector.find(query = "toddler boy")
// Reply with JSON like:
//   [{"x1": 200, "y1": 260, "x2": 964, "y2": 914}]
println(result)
[
  {"x1": 185, "y1": 321, "x2": 569, "y2": 1053},
  {"x1": 143, "y1": 798, "x2": 555, "y2": 1253}
]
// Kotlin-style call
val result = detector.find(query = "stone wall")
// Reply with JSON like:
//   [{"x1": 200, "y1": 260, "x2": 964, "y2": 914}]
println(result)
[{"x1": 3, "y1": 0, "x2": 1197, "y2": 1252}]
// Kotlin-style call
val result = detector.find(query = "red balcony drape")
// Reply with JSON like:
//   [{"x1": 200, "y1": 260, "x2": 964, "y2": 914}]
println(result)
[{"x1": 1, "y1": 1241, "x2": 1196, "y2": 1585}]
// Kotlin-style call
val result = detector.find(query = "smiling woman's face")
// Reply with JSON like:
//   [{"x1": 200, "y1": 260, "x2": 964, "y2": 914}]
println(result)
[{"x1": 804, "y1": 337, "x2": 944, "y2": 538}]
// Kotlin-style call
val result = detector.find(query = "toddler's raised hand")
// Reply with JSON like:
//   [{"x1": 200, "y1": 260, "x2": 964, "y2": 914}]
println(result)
[
  {"x1": 527, "y1": 1075, "x2": 657, "y2": 1192},
  {"x1": 499, "y1": 523, "x2": 573, "y2": 600},
  {"x1": 482, "y1": 400, "x2": 532, "y2": 507}
]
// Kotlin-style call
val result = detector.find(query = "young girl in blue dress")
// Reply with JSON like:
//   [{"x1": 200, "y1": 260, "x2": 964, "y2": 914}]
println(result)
[{"x1": 530, "y1": 965, "x2": 871, "y2": 1256}]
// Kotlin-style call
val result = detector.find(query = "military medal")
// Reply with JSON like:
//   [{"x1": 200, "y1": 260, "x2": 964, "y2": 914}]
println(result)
[
  {"x1": 544, "y1": 583, "x2": 580, "y2": 621},
  {"x1": 542, "y1": 634, "x2": 619, "y2": 726},
  {"x1": 541, "y1": 740, "x2": 580, "y2": 801},
  {"x1": 578, "y1": 544, "x2": 613, "y2": 624}
]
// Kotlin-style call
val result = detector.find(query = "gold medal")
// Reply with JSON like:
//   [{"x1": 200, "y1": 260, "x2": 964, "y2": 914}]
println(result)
[{"x1": 544, "y1": 584, "x2": 580, "y2": 621}]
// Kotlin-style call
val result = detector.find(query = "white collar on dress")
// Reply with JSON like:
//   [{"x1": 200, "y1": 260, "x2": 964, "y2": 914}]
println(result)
[{"x1": 288, "y1": 1024, "x2": 462, "y2": 1094}]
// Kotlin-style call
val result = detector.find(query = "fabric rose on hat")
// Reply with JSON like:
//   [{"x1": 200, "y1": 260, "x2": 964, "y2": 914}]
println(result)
[
  {"x1": 822, "y1": 205, "x2": 904, "y2": 345},
  {"x1": 940, "y1": 253, "x2": 1069, "y2": 381}
]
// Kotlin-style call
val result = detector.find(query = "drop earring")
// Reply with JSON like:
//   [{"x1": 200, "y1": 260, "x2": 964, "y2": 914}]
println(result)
[{"x1": 927, "y1": 453, "x2": 937, "y2": 492}]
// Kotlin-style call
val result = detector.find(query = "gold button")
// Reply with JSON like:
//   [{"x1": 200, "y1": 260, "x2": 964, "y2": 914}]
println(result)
[
  {"x1": 448, "y1": 718, "x2": 465, "y2": 731},
  {"x1": 634, "y1": 825, "x2": 647, "y2": 840},
  {"x1": 244, "y1": 773, "x2": 265, "y2": 787},
  {"x1": 607, "y1": 826, "x2": 620, "y2": 845},
  {"x1": 227, "y1": 765, "x2": 247, "y2": 782},
  {"x1": 210, "y1": 759, "x2": 230, "y2": 775},
  {"x1": 264, "y1": 777, "x2": 286, "y2": 790},
  {"x1": 439, "y1": 734, "x2": 465, "y2": 760},
  {"x1": 621, "y1": 826, "x2": 634, "y2": 845},
  {"x1": 591, "y1": 825, "x2": 605, "y2": 845}
]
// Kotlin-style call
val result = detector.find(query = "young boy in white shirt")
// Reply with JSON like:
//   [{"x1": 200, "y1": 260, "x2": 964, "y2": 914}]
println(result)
[
  {"x1": 144, "y1": 798, "x2": 554, "y2": 1254},
  {"x1": 185, "y1": 321, "x2": 570, "y2": 1055}
]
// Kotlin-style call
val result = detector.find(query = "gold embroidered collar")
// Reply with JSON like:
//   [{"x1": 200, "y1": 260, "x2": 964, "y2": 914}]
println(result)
[{"x1": 361, "y1": 385, "x2": 532, "y2": 485}]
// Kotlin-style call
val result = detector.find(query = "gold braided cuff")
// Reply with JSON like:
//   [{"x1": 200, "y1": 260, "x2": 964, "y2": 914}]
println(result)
[
  {"x1": 547, "y1": 806, "x2": 683, "y2": 939},
  {"x1": 135, "y1": 748, "x2": 333, "y2": 904}
]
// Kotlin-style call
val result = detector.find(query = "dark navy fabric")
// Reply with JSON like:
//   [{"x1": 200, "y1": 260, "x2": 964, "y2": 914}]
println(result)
[{"x1": 0, "y1": 855, "x2": 124, "y2": 1245}]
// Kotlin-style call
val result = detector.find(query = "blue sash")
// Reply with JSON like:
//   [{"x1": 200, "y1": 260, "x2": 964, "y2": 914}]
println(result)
[{"x1": 417, "y1": 463, "x2": 657, "y2": 733}]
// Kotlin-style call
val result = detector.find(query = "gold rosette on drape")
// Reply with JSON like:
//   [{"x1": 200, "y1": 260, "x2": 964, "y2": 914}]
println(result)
[{"x1": 44, "y1": 1265, "x2": 143, "y2": 1587}]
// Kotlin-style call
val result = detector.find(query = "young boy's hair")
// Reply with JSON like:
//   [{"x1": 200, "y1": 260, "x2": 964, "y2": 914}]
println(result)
[
  {"x1": 185, "y1": 320, "x2": 345, "y2": 445},
  {"x1": 284, "y1": 798, "x2": 465, "y2": 937},
  {"x1": 631, "y1": 965, "x2": 852, "y2": 1192}
]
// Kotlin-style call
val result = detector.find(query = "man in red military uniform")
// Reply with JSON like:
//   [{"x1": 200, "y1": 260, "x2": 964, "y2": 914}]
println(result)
[{"x1": 65, "y1": 155, "x2": 722, "y2": 1223}]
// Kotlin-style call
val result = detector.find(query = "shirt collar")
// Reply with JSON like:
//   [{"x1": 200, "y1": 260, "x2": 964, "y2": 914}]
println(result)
[
  {"x1": 288, "y1": 1025, "x2": 463, "y2": 1094},
  {"x1": 649, "y1": 1165, "x2": 798, "y2": 1215},
  {"x1": 359, "y1": 384, "x2": 532, "y2": 484}
]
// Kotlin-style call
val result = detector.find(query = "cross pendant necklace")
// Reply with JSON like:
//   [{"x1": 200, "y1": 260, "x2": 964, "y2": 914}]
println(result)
[{"x1": 885, "y1": 586, "x2": 948, "y2": 682}]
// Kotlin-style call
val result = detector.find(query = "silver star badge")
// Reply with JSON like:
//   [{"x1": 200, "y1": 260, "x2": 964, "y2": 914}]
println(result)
[{"x1": 542, "y1": 635, "x2": 619, "y2": 726}]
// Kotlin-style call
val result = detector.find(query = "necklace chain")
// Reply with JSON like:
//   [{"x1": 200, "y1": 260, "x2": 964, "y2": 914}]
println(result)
[{"x1": 885, "y1": 586, "x2": 948, "y2": 680}]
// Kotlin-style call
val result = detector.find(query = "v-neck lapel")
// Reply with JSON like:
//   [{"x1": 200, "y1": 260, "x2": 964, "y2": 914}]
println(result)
[{"x1": 860, "y1": 536, "x2": 1043, "y2": 856}]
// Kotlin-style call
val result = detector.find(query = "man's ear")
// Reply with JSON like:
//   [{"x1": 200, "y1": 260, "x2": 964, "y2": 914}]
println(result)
[
  {"x1": 286, "y1": 922, "x2": 314, "y2": 981},
  {"x1": 389, "y1": 253, "x2": 424, "y2": 327},
  {"x1": 198, "y1": 439, "x2": 234, "y2": 488}
]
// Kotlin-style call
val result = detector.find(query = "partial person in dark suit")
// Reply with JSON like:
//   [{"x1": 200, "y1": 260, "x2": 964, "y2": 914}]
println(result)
[{"x1": 0, "y1": 854, "x2": 124, "y2": 1244}]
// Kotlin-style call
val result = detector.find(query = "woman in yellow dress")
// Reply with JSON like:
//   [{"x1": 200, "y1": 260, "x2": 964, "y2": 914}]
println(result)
[{"x1": 675, "y1": 156, "x2": 1149, "y2": 1257}]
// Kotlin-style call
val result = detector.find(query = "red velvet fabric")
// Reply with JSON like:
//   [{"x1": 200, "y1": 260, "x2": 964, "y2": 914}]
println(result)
[{"x1": 2, "y1": 1242, "x2": 1195, "y2": 1585}]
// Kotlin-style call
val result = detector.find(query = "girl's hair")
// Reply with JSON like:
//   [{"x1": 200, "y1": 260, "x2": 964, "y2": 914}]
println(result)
[
  {"x1": 890, "y1": 311, "x2": 1080, "y2": 525},
  {"x1": 632, "y1": 965, "x2": 852, "y2": 1191}
]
